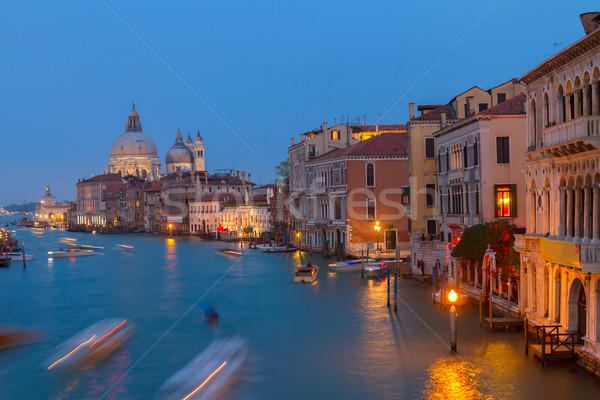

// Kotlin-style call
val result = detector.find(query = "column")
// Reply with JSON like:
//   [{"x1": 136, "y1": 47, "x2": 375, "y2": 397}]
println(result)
[
  {"x1": 592, "y1": 81, "x2": 599, "y2": 116},
  {"x1": 583, "y1": 86, "x2": 590, "y2": 116},
  {"x1": 559, "y1": 187, "x2": 566, "y2": 238},
  {"x1": 543, "y1": 99, "x2": 549, "y2": 127},
  {"x1": 566, "y1": 187, "x2": 573, "y2": 240},
  {"x1": 584, "y1": 186, "x2": 592, "y2": 242},
  {"x1": 467, "y1": 262, "x2": 471, "y2": 284},
  {"x1": 594, "y1": 185, "x2": 600, "y2": 244},
  {"x1": 566, "y1": 93, "x2": 573, "y2": 121},
  {"x1": 574, "y1": 89, "x2": 581, "y2": 118},
  {"x1": 544, "y1": 188, "x2": 550, "y2": 236},
  {"x1": 557, "y1": 94, "x2": 565, "y2": 123},
  {"x1": 574, "y1": 187, "x2": 582, "y2": 241}
]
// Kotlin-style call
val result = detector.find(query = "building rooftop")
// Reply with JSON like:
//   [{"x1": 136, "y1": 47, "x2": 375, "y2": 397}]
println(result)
[
  {"x1": 313, "y1": 131, "x2": 408, "y2": 161},
  {"x1": 478, "y1": 93, "x2": 526, "y2": 115}
]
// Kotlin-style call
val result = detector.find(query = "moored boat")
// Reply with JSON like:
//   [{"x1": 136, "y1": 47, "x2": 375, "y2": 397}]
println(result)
[
  {"x1": 266, "y1": 247, "x2": 299, "y2": 253},
  {"x1": 48, "y1": 249, "x2": 94, "y2": 258},
  {"x1": 0, "y1": 256, "x2": 11, "y2": 268},
  {"x1": 364, "y1": 262, "x2": 389, "y2": 278},
  {"x1": 295, "y1": 264, "x2": 318, "y2": 283},
  {"x1": 159, "y1": 336, "x2": 247, "y2": 400},
  {"x1": 3, "y1": 252, "x2": 34, "y2": 262},
  {"x1": 45, "y1": 319, "x2": 135, "y2": 370}
]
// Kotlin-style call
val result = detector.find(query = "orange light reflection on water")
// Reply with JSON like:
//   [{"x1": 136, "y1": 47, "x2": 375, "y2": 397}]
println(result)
[{"x1": 423, "y1": 359, "x2": 491, "y2": 400}]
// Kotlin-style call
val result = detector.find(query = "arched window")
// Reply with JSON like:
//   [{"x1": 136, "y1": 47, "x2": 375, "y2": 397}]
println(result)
[
  {"x1": 473, "y1": 139, "x2": 479, "y2": 166},
  {"x1": 341, "y1": 164, "x2": 345, "y2": 185},
  {"x1": 446, "y1": 147, "x2": 450, "y2": 171},
  {"x1": 463, "y1": 141, "x2": 468, "y2": 168},
  {"x1": 475, "y1": 185, "x2": 480, "y2": 214},
  {"x1": 366, "y1": 163, "x2": 375, "y2": 187},
  {"x1": 366, "y1": 198, "x2": 375, "y2": 220}
]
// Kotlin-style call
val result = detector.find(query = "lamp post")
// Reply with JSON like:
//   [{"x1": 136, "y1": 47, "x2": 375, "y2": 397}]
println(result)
[
  {"x1": 374, "y1": 221, "x2": 381, "y2": 255},
  {"x1": 168, "y1": 223, "x2": 173, "y2": 238},
  {"x1": 297, "y1": 232, "x2": 301, "y2": 252},
  {"x1": 448, "y1": 289, "x2": 458, "y2": 353}
]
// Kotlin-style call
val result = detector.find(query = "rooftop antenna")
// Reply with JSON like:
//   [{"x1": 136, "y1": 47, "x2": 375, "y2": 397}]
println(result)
[
  {"x1": 334, "y1": 117, "x2": 337, "y2": 125},
  {"x1": 363, "y1": 115, "x2": 366, "y2": 125}
]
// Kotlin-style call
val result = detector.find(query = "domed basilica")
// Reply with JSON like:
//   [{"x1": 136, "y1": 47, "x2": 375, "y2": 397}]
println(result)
[{"x1": 108, "y1": 104, "x2": 206, "y2": 180}]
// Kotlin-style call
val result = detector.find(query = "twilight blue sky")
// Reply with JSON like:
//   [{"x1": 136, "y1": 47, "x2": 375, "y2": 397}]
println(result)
[{"x1": 0, "y1": 1, "x2": 597, "y2": 204}]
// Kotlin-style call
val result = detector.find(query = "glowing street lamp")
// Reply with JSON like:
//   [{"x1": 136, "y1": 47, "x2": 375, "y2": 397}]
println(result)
[
  {"x1": 374, "y1": 221, "x2": 381, "y2": 254},
  {"x1": 448, "y1": 289, "x2": 458, "y2": 353},
  {"x1": 168, "y1": 223, "x2": 173, "y2": 237},
  {"x1": 296, "y1": 232, "x2": 301, "y2": 251}
]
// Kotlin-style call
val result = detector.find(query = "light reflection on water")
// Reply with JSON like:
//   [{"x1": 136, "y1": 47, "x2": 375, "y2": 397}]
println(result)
[{"x1": 423, "y1": 359, "x2": 492, "y2": 400}]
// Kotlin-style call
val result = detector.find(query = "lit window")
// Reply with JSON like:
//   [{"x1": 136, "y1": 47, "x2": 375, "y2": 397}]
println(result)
[
  {"x1": 366, "y1": 198, "x2": 375, "y2": 220},
  {"x1": 331, "y1": 130, "x2": 340, "y2": 140},
  {"x1": 495, "y1": 184, "x2": 516, "y2": 217},
  {"x1": 366, "y1": 163, "x2": 375, "y2": 187}
]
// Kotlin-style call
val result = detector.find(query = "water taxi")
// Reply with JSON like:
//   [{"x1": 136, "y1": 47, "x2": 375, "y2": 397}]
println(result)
[
  {"x1": 46, "y1": 319, "x2": 135, "y2": 370},
  {"x1": 159, "y1": 336, "x2": 247, "y2": 400},
  {"x1": 328, "y1": 258, "x2": 375, "y2": 272},
  {"x1": 116, "y1": 243, "x2": 134, "y2": 251},
  {"x1": 48, "y1": 249, "x2": 94, "y2": 258},
  {"x1": 265, "y1": 247, "x2": 299, "y2": 253},
  {"x1": 295, "y1": 264, "x2": 318, "y2": 283},
  {"x1": 364, "y1": 262, "x2": 389, "y2": 278}
]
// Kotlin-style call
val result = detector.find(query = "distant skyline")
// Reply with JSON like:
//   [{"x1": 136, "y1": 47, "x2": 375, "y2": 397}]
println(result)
[{"x1": 1, "y1": 1, "x2": 597, "y2": 204}]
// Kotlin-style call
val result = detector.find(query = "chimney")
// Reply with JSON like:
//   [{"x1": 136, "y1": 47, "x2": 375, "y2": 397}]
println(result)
[
  {"x1": 466, "y1": 96, "x2": 474, "y2": 117},
  {"x1": 376, "y1": 124, "x2": 379, "y2": 136},
  {"x1": 237, "y1": 170, "x2": 240, "y2": 178},
  {"x1": 241, "y1": 171, "x2": 246, "y2": 184},
  {"x1": 408, "y1": 102, "x2": 415, "y2": 119},
  {"x1": 290, "y1": 138, "x2": 295, "y2": 146},
  {"x1": 248, "y1": 173, "x2": 251, "y2": 183},
  {"x1": 580, "y1": 12, "x2": 600, "y2": 34},
  {"x1": 440, "y1": 112, "x2": 447, "y2": 129}
]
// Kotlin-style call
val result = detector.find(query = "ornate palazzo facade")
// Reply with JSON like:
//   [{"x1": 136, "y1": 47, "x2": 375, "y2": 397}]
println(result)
[{"x1": 516, "y1": 14, "x2": 600, "y2": 375}]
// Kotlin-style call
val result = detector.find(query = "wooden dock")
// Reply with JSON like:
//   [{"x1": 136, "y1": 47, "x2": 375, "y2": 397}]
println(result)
[
  {"x1": 484, "y1": 317, "x2": 523, "y2": 331},
  {"x1": 524, "y1": 320, "x2": 580, "y2": 366}
]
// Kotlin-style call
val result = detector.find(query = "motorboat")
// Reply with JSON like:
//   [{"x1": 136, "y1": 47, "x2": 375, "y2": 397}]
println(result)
[
  {"x1": 67, "y1": 243, "x2": 104, "y2": 251},
  {"x1": 295, "y1": 264, "x2": 318, "y2": 283},
  {"x1": 216, "y1": 248, "x2": 243, "y2": 256},
  {"x1": 3, "y1": 252, "x2": 34, "y2": 262},
  {"x1": 116, "y1": 243, "x2": 134, "y2": 251},
  {"x1": 265, "y1": 247, "x2": 299, "y2": 253},
  {"x1": 159, "y1": 336, "x2": 247, "y2": 400},
  {"x1": 328, "y1": 258, "x2": 375, "y2": 272},
  {"x1": 0, "y1": 256, "x2": 11, "y2": 268},
  {"x1": 364, "y1": 262, "x2": 389, "y2": 278},
  {"x1": 45, "y1": 319, "x2": 135, "y2": 371},
  {"x1": 48, "y1": 249, "x2": 94, "y2": 258},
  {"x1": 0, "y1": 326, "x2": 39, "y2": 349}
]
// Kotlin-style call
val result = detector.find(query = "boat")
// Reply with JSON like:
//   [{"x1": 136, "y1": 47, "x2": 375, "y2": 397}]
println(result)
[
  {"x1": 295, "y1": 264, "x2": 318, "y2": 283},
  {"x1": 265, "y1": 247, "x2": 299, "y2": 253},
  {"x1": 364, "y1": 262, "x2": 389, "y2": 278},
  {"x1": 159, "y1": 336, "x2": 247, "y2": 400},
  {"x1": 116, "y1": 243, "x2": 134, "y2": 251},
  {"x1": 0, "y1": 256, "x2": 11, "y2": 268},
  {"x1": 328, "y1": 258, "x2": 375, "y2": 272},
  {"x1": 0, "y1": 326, "x2": 39, "y2": 349},
  {"x1": 3, "y1": 252, "x2": 34, "y2": 262},
  {"x1": 67, "y1": 243, "x2": 104, "y2": 250},
  {"x1": 45, "y1": 319, "x2": 135, "y2": 371},
  {"x1": 216, "y1": 248, "x2": 243, "y2": 256},
  {"x1": 47, "y1": 249, "x2": 94, "y2": 258}
]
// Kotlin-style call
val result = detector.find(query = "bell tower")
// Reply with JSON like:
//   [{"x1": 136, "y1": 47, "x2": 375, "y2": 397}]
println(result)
[{"x1": 193, "y1": 130, "x2": 205, "y2": 171}]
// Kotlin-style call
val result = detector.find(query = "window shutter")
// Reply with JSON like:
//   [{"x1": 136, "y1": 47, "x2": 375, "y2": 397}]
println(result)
[
  {"x1": 496, "y1": 138, "x2": 502, "y2": 163},
  {"x1": 505, "y1": 138, "x2": 511, "y2": 164},
  {"x1": 510, "y1": 184, "x2": 517, "y2": 217},
  {"x1": 494, "y1": 184, "x2": 499, "y2": 218}
]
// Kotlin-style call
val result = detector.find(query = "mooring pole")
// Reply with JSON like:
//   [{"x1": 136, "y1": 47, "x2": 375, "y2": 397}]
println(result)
[
  {"x1": 432, "y1": 266, "x2": 436, "y2": 304},
  {"x1": 450, "y1": 304, "x2": 457, "y2": 353},
  {"x1": 361, "y1": 249, "x2": 365, "y2": 279},
  {"x1": 394, "y1": 271, "x2": 398, "y2": 312},
  {"x1": 387, "y1": 267, "x2": 391, "y2": 307},
  {"x1": 21, "y1": 239, "x2": 26, "y2": 269}
]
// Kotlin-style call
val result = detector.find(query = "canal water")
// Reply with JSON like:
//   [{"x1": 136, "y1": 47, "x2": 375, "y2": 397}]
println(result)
[{"x1": 1, "y1": 226, "x2": 600, "y2": 399}]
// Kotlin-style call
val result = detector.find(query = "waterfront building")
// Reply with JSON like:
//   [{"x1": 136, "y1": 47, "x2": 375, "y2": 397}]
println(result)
[
  {"x1": 35, "y1": 185, "x2": 71, "y2": 226},
  {"x1": 115, "y1": 177, "x2": 146, "y2": 231},
  {"x1": 75, "y1": 173, "x2": 124, "y2": 227},
  {"x1": 143, "y1": 181, "x2": 161, "y2": 232},
  {"x1": 515, "y1": 12, "x2": 600, "y2": 375},
  {"x1": 107, "y1": 104, "x2": 161, "y2": 180},
  {"x1": 302, "y1": 130, "x2": 409, "y2": 255},
  {"x1": 288, "y1": 123, "x2": 359, "y2": 237},
  {"x1": 189, "y1": 192, "x2": 237, "y2": 236},
  {"x1": 269, "y1": 187, "x2": 289, "y2": 244},
  {"x1": 406, "y1": 79, "x2": 525, "y2": 273}
]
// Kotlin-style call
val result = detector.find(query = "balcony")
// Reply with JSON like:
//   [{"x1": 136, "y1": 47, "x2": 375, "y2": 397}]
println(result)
[
  {"x1": 580, "y1": 243, "x2": 600, "y2": 273},
  {"x1": 543, "y1": 115, "x2": 600, "y2": 147},
  {"x1": 314, "y1": 218, "x2": 332, "y2": 225},
  {"x1": 447, "y1": 169, "x2": 464, "y2": 183}
]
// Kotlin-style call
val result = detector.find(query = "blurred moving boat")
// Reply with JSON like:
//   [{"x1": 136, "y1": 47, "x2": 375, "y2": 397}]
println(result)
[
  {"x1": 67, "y1": 243, "x2": 104, "y2": 251},
  {"x1": 295, "y1": 264, "x2": 318, "y2": 283},
  {"x1": 3, "y1": 252, "x2": 34, "y2": 262},
  {"x1": 0, "y1": 326, "x2": 39, "y2": 349},
  {"x1": 328, "y1": 259, "x2": 375, "y2": 272},
  {"x1": 116, "y1": 243, "x2": 134, "y2": 251},
  {"x1": 45, "y1": 319, "x2": 135, "y2": 370},
  {"x1": 364, "y1": 262, "x2": 389, "y2": 278},
  {"x1": 48, "y1": 249, "x2": 94, "y2": 258},
  {"x1": 266, "y1": 247, "x2": 298, "y2": 253},
  {"x1": 159, "y1": 336, "x2": 247, "y2": 400}
]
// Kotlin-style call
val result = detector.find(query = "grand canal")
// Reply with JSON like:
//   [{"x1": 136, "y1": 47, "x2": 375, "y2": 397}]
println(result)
[{"x1": 1, "y1": 226, "x2": 600, "y2": 399}]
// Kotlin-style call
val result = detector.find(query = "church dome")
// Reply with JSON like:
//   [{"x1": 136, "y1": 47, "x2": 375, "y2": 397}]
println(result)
[
  {"x1": 166, "y1": 129, "x2": 194, "y2": 163},
  {"x1": 110, "y1": 104, "x2": 158, "y2": 157}
]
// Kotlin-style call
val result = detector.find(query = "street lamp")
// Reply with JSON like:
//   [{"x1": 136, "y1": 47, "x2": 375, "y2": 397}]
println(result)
[
  {"x1": 168, "y1": 223, "x2": 173, "y2": 237},
  {"x1": 448, "y1": 289, "x2": 458, "y2": 353},
  {"x1": 297, "y1": 232, "x2": 301, "y2": 251},
  {"x1": 374, "y1": 221, "x2": 381, "y2": 254}
]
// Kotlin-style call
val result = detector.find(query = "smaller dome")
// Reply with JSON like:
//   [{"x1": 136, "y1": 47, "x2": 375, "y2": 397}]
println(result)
[
  {"x1": 195, "y1": 131, "x2": 203, "y2": 144},
  {"x1": 166, "y1": 129, "x2": 194, "y2": 164}
]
